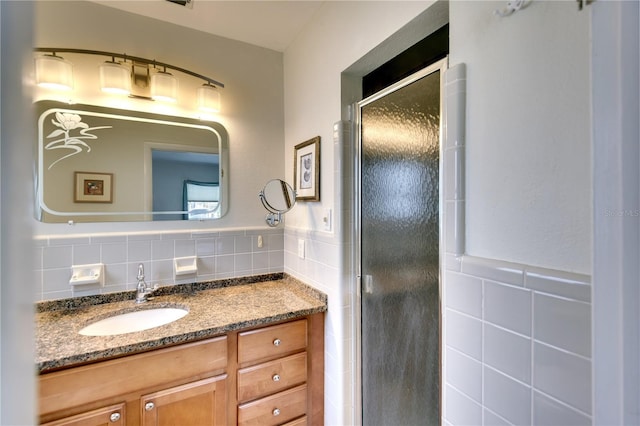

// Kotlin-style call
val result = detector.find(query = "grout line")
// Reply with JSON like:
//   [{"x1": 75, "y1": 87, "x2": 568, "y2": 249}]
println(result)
[
  {"x1": 531, "y1": 284, "x2": 535, "y2": 426},
  {"x1": 532, "y1": 339, "x2": 592, "y2": 362},
  {"x1": 481, "y1": 278, "x2": 486, "y2": 424},
  {"x1": 532, "y1": 388, "x2": 593, "y2": 419}
]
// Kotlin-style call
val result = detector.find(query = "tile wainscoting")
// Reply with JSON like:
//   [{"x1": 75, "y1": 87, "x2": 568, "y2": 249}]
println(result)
[
  {"x1": 443, "y1": 255, "x2": 592, "y2": 425},
  {"x1": 33, "y1": 227, "x2": 284, "y2": 301}
]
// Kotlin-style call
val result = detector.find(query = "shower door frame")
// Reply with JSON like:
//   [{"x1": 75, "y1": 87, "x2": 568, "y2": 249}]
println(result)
[{"x1": 353, "y1": 57, "x2": 447, "y2": 425}]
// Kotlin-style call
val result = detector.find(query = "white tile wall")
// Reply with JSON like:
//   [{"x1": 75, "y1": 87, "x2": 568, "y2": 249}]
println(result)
[
  {"x1": 34, "y1": 227, "x2": 284, "y2": 301},
  {"x1": 443, "y1": 258, "x2": 592, "y2": 425},
  {"x1": 283, "y1": 119, "x2": 353, "y2": 426},
  {"x1": 484, "y1": 323, "x2": 531, "y2": 384},
  {"x1": 484, "y1": 366, "x2": 532, "y2": 426},
  {"x1": 484, "y1": 280, "x2": 532, "y2": 336},
  {"x1": 446, "y1": 385, "x2": 483, "y2": 426},
  {"x1": 532, "y1": 390, "x2": 591, "y2": 425},
  {"x1": 284, "y1": 226, "x2": 347, "y2": 426},
  {"x1": 446, "y1": 347, "x2": 483, "y2": 403},
  {"x1": 533, "y1": 342, "x2": 591, "y2": 414},
  {"x1": 442, "y1": 63, "x2": 592, "y2": 425}
]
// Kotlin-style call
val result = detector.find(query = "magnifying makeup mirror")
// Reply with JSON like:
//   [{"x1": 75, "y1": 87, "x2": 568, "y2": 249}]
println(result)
[{"x1": 259, "y1": 179, "x2": 296, "y2": 227}]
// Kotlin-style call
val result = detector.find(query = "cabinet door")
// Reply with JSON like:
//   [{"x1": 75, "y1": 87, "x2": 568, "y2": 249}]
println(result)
[
  {"x1": 42, "y1": 403, "x2": 125, "y2": 426},
  {"x1": 141, "y1": 375, "x2": 227, "y2": 426}
]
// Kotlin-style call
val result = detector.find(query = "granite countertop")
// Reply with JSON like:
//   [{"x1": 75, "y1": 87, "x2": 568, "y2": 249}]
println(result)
[{"x1": 36, "y1": 275, "x2": 327, "y2": 373}]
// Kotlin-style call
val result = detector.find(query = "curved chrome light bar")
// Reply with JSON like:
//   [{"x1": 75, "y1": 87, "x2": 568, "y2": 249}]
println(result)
[{"x1": 34, "y1": 47, "x2": 224, "y2": 88}]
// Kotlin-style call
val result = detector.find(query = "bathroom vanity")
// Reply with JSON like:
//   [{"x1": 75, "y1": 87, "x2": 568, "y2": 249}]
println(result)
[{"x1": 36, "y1": 277, "x2": 326, "y2": 426}]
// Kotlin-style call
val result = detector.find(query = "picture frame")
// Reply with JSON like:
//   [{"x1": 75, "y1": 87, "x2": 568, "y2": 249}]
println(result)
[
  {"x1": 74, "y1": 172, "x2": 113, "y2": 203},
  {"x1": 294, "y1": 136, "x2": 320, "y2": 201}
]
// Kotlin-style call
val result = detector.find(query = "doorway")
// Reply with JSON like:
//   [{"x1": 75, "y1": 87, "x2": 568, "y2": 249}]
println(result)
[{"x1": 356, "y1": 59, "x2": 445, "y2": 425}]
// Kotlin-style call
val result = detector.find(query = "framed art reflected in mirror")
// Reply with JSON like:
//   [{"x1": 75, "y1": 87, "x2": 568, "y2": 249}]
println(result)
[{"x1": 74, "y1": 171, "x2": 113, "y2": 203}]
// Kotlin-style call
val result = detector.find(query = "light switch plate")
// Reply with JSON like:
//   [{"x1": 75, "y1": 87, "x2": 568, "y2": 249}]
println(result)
[{"x1": 323, "y1": 208, "x2": 332, "y2": 232}]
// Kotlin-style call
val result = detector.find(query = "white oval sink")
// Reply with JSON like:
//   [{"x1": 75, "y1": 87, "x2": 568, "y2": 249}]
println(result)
[{"x1": 79, "y1": 308, "x2": 188, "y2": 336}]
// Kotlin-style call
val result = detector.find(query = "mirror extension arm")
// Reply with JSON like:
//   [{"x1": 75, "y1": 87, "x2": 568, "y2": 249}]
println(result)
[{"x1": 259, "y1": 179, "x2": 296, "y2": 227}]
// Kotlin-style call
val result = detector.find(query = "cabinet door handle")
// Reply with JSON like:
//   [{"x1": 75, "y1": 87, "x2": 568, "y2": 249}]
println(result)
[
  {"x1": 272, "y1": 408, "x2": 281, "y2": 416},
  {"x1": 273, "y1": 338, "x2": 281, "y2": 346},
  {"x1": 272, "y1": 374, "x2": 280, "y2": 382},
  {"x1": 109, "y1": 412, "x2": 121, "y2": 422},
  {"x1": 145, "y1": 402, "x2": 155, "y2": 411}
]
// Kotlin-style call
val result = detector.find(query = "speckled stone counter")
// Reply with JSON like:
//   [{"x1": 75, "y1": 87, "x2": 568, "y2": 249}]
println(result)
[{"x1": 36, "y1": 275, "x2": 327, "y2": 373}]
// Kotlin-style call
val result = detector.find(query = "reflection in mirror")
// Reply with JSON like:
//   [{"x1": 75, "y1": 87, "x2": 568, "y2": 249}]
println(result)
[
  {"x1": 35, "y1": 101, "x2": 228, "y2": 223},
  {"x1": 259, "y1": 179, "x2": 296, "y2": 227},
  {"x1": 152, "y1": 151, "x2": 219, "y2": 221}
]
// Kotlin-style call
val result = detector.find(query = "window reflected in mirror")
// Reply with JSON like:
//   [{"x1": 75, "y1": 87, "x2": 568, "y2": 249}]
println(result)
[{"x1": 183, "y1": 180, "x2": 220, "y2": 220}]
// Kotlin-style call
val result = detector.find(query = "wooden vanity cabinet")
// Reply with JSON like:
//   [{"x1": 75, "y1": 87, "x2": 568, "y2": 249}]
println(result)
[
  {"x1": 39, "y1": 314, "x2": 324, "y2": 426},
  {"x1": 39, "y1": 337, "x2": 228, "y2": 426}
]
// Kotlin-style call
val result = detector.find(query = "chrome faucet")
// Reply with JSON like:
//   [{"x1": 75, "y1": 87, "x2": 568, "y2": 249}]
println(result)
[{"x1": 135, "y1": 263, "x2": 158, "y2": 304}]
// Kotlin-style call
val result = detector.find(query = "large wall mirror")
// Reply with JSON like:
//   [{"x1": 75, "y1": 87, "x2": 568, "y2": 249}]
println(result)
[{"x1": 35, "y1": 101, "x2": 229, "y2": 223}]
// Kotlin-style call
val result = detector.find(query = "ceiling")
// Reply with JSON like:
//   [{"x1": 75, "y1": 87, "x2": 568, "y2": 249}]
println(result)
[{"x1": 89, "y1": 0, "x2": 325, "y2": 52}]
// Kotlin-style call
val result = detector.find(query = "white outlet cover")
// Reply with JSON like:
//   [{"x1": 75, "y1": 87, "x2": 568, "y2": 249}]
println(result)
[{"x1": 298, "y1": 239, "x2": 305, "y2": 259}]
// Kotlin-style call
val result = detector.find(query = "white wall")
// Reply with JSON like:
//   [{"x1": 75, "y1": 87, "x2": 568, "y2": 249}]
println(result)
[
  {"x1": 1, "y1": 1, "x2": 36, "y2": 423},
  {"x1": 33, "y1": 0, "x2": 284, "y2": 235},
  {"x1": 442, "y1": 5, "x2": 593, "y2": 422},
  {"x1": 283, "y1": 2, "x2": 435, "y2": 424},
  {"x1": 451, "y1": 0, "x2": 591, "y2": 274},
  {"x1": 284, "y1": 1, "x2": 594, "y2": 425},
  {"x1": 591, "y1": 1, "x2": 640, "y2": 424}
]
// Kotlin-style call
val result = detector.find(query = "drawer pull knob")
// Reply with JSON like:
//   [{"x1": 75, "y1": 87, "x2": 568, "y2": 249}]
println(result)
[
  {"x1": 273, "y1": 338, "x2": 281, "y2": 346},
  {"x1": 273, "y1": 408, "x2": 281, "y2": 416},
  {"x1": 109, "y1": 412, "x2": 121, "y2": 422},
  {"x1": 145, "y1": 402, "x2": 155, "y2": 411},
  {"x1": 272, "y1": 374, "x2": 281, "y2": 382}
]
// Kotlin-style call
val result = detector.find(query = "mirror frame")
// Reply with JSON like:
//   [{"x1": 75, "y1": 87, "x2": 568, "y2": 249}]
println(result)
[{"x1": 35, "y1": 101, "x2": 229, "y2": 222}]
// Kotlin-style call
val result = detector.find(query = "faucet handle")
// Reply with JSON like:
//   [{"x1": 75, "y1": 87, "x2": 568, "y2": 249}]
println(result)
[{"x1": 137, "y1": 263, "x2": 145, "y2": 281}]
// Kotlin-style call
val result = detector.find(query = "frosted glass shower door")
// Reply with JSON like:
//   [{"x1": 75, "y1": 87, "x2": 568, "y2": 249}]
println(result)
[{"x1": 358, "y1": 64, "x2": 442, "y2": 425}]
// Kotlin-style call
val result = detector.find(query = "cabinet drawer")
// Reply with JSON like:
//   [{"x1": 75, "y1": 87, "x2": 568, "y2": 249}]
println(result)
[
  {"x1": 238, "y1": 320, "x2": 307, "y2": 365},
  {"x1": 238, "y1": 352, "x2": 307, "y2": 402},
  {"x1": 238, "y1": 384, "x2": 307, "y2": 426},
  {"x1": 39, "y1": 336, "x2": 227, "y2": 416}
]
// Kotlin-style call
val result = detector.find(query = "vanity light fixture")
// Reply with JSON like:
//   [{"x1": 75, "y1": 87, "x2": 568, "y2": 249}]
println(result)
[
  {"x1": 197, "y1": 83, "x2": 221, "y2": 112},
  {"x1": 99, "y1": 59, "x2": 131, "y2": 95},
  {"x1": 150, "y1": 67, "x2": 178, "y2": 102},
  {"x1": 34, "y1": 47, "x2": 224, "y2": 111},
  {"x1": 35, "y1": 53, "x2": 74, "y2": 91}
]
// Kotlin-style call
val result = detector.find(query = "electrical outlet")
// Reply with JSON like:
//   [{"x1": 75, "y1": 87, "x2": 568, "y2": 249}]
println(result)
[
  {"x1": 298, "y1": 239, "x2": 305, "y2": 259},
  {"x1": 257, "y1": 235, "x2": 263, "y2": 248}
]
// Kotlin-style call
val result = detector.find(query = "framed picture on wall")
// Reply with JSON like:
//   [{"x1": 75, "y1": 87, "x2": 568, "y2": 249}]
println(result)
[
  {"x1": 74, "y1": 171, "x2": 113, "y2": 203},
  {"x1": 294, "y1": 136, "x2": 320, "y2": 201}
]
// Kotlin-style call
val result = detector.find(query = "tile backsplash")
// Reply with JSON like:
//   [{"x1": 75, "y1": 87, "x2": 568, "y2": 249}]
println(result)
[{"x1": 34, "y1": 228, "x2": 284, "y2": 301}]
